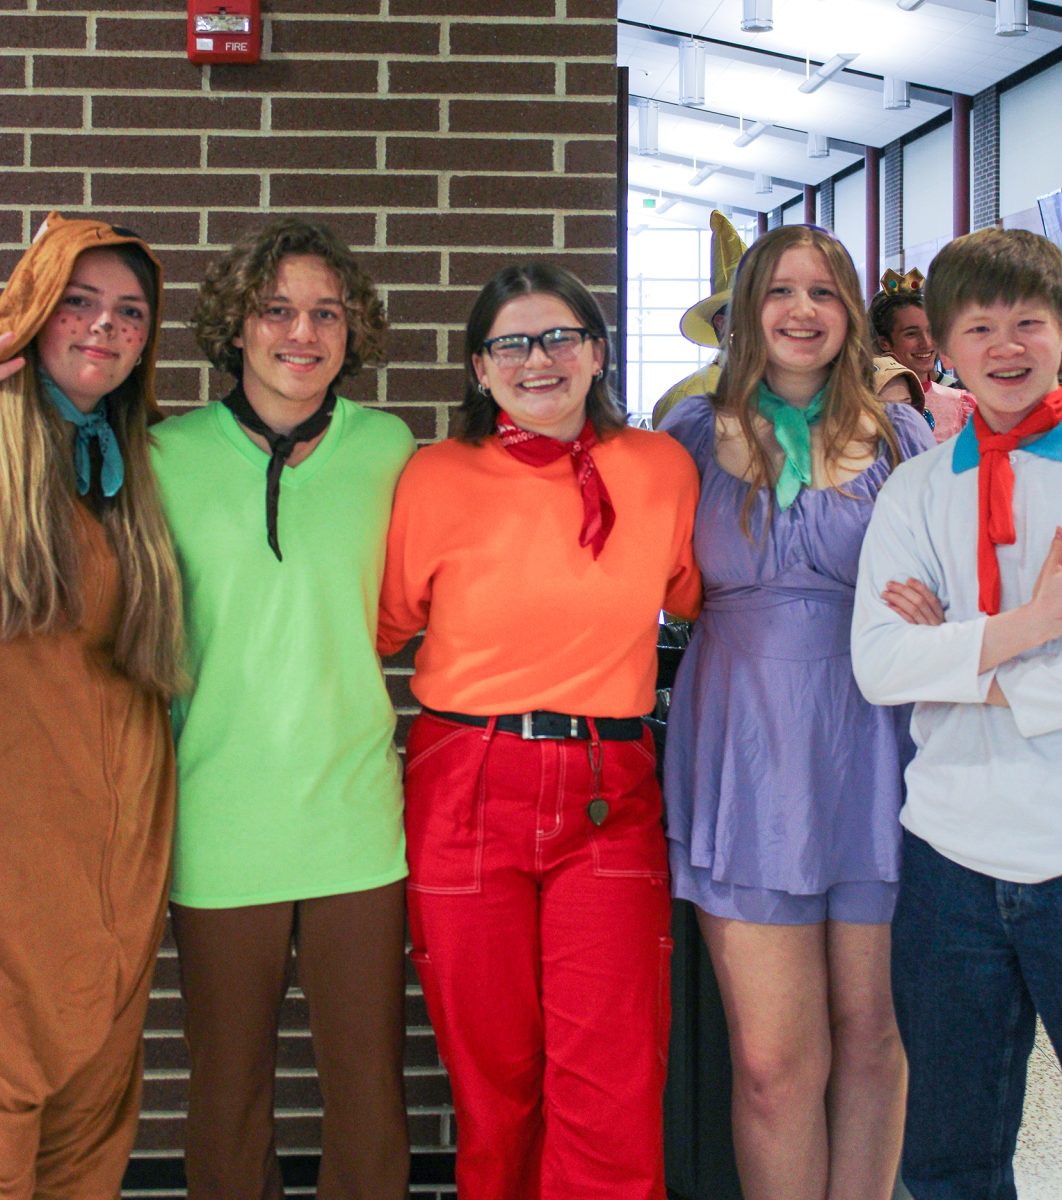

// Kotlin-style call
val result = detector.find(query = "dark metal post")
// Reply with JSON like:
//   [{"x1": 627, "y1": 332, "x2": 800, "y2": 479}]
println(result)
[{"x1": 953, "y1": 92, "x2": 972, "y2": 237}]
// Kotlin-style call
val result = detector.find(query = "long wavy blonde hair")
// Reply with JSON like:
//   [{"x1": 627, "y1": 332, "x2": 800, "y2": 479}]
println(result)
[
  {"x1": 713, "y1": 224, "x2": 900, "y2": 535},
  {"x1": 0, "y1": 246, "x2": 184, "y2": 696}
]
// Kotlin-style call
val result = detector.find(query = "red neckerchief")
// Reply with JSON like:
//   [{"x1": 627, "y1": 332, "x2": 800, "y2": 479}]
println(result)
[
  {"x1": 496, "y1": 413, "x2": 616, "y2": 559},
  {"x1": 973, "y1": 387, "x2": 1062, "y2": 615},
  {"x1": 921, "y1": 375, "x2": 932, "y2": 394}
]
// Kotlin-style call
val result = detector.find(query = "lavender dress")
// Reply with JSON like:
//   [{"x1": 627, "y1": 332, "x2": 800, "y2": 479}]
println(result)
[{"x1": 660, "y1": 396, "x2": 934, "y2": 910}]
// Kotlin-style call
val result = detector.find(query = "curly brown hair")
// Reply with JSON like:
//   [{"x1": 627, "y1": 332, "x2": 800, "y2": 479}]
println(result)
[{"x1": 192, "y1": 217, "x2": 387, "y2": 381}]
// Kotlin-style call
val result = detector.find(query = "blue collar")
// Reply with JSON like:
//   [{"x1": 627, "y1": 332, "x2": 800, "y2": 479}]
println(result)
[
  {"x1": 41, "y1": 374, "x2": 125, "y2": 497},
  {"x1": 951, "y1": 417, "x2": 1062, "y2": 473}
]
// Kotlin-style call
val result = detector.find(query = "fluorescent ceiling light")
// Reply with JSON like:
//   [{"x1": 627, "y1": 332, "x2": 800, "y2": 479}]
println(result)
[
  {"x1": 734, "y1": 119, "x2": 770, "y2": 147},
  {"x1": 996, "y1": 0, "x2": 1028, "y2": 36},
  {"x1": 883, "y1": 76, "x2": 911, "y2": 109},
  {"x1": 896, "y1": 0, "x2": 925, "y2": 9},
  {"x1": 656, "y1": 197, "x2": 677, "y2": 214},
  {"x1": 742, "y1": 0, "x2": 773, "y2": 33},
  {"x1": 807, "y1": 132, "x2": 829, "y2": 158},
  {"x1": 689, "y1": 162, "x2": 720, "y2": 186},
  {"x1": 798, "y1": 52, "x2": 858, "y2": 94},
  {"x1": 637, "y1": 101, "x2": 659, "y2": 155},
  {"x1": 754, "y1": 173, "x2": 773, "y2": 195},
  {"x1": 679, "y1": 39, "x2": 705, "y2": 106}
]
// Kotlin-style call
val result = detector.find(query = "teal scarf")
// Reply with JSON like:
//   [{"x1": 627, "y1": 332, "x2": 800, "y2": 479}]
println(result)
[
  {"x1": 41, "y1": 374, "x2": 125, "y2": 497},
  {"x1": 756, "y1": 380, "x2": 826, "y2": 509}
]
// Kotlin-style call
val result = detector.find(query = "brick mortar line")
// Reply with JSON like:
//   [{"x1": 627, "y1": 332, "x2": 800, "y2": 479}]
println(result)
[
  {"x1": 4, "y1": 54, "x2": 616, "y2": 64},
  {"x1": 14, "y1": 11, "x2": 609, "y2": 21},
  {"x1": 14, "y1": 133, "x2": 614, "y2": 141},
  {"x1": 3, "y1": 174, "x2": 615, "y2": 187}
]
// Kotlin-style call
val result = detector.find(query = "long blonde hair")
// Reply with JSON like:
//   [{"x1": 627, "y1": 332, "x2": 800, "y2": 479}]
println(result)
[
  {"x1": 0, "y1": 260, "x2": 184, "y2": 696},
  {"x1": 714, "y1": 224, "x2": 900, "y2": 535}
]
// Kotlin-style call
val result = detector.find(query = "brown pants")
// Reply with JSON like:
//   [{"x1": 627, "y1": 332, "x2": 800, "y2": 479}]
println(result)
[{"x1": 170, "y1": 882, "x2": 408, "y2": 1200}]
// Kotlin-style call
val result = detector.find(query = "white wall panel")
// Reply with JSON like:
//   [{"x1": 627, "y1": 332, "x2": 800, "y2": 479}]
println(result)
[
  {"x1": 902, "y1": 121, "x2": 953, "y2": 251},
  {"x1": 1000, "y1": 61, "x2": 1062, "y2": 220}
]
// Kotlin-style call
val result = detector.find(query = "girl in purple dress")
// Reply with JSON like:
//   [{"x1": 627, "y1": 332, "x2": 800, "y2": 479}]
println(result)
[{"x1": 661, "y1": 226, "x2": 933, "y2": 1200}]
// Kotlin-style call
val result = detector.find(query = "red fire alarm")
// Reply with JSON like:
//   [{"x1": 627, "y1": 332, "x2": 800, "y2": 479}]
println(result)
[{"x1": 187, "y1": 2, "x2": 261, "y2": 65}]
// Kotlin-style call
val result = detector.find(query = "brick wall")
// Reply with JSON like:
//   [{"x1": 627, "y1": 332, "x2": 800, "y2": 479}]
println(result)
[
  {"x1": 972, "y1": 83, "x2": 999, "y2": 231},
  {"x1": 882, "y1": 138, "x2": 902, "y2": 259},
  {"x1": 0, "y1": 3, "x2": 620, "y2": 1194},
  {"x1": 818, "y1": 175, "x2": 834, "y2": 232}
]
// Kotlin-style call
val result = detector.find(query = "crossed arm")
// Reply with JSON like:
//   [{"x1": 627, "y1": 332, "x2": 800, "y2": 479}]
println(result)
[
  {"x1": 882, "y1": 529, "x2": 1062, "y2": 708},
  {"x1": 852, "y1": 474, "x2": 1062, "y2": 737}
]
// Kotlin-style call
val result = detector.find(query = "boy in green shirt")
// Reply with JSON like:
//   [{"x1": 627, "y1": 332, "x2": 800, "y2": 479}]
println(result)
[{"x1": 152, "y1": 218, "x2": 413, "y2": 1200}]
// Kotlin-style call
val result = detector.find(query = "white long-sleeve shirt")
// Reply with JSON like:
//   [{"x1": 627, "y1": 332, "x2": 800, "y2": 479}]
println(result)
[{"x1": 851, "y1": 424, "x2": 1062, "y2": 883}]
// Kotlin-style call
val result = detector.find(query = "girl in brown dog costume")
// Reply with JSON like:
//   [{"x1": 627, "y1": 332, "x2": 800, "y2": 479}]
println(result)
[{"x1": 0, "y1": 213, "x2": 183, "y2": 1199}]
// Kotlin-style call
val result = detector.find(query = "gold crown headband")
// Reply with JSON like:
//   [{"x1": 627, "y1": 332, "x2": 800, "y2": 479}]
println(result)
[{"x1": 880, "y1": 267, "x2": 925, "y2": 295}]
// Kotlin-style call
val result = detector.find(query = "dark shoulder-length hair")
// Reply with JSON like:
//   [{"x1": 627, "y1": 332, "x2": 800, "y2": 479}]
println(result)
[
  {"x1": 867, "y1": 285, "x2": 925, "y2": 348},
  {"x1": 453, "y1": 262, "x2": 626, "y2": 443}
]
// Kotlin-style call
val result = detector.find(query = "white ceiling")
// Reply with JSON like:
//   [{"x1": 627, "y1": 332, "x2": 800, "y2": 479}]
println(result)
[{"x1": 621, "y1": 0, "x2": 1062, "y2": 227}]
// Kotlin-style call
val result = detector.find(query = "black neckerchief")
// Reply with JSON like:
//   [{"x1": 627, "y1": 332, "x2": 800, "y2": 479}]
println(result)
[{"x1": 220, "y1": 380, "x2": 337, "y2": 562}]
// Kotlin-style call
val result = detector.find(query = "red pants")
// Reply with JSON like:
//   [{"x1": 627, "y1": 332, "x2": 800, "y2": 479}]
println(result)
[{"x1": 405, "y1": 714, "x2": 672, "y2": 1200}]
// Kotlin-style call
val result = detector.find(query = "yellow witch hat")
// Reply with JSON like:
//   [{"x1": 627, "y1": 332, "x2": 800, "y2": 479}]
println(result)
[{"x1": 679, "y1": 210, "x2": 747, "y2": 348}]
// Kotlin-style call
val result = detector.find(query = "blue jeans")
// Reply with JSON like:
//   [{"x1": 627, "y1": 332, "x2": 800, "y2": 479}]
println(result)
[{"x1": 892, "y1": 830, "x2": 1062, "y2": 1200}]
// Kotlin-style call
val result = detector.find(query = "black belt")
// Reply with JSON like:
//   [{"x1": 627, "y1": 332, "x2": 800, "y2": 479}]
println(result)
[{"x1": 422, "y1": 707, "x2": 644, "y2": 741}]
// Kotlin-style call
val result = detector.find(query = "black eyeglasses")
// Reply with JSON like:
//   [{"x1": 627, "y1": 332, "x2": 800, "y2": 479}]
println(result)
[{"x1": 481, "y1": 327, "x2": 593, "y2": 367}]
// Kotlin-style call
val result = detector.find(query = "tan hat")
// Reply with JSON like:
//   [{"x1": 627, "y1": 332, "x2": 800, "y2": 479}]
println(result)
[
  {"x1": 679, "y1": 210, "x2": 747, "y2": 348},
  {"x1": 0, "y1": 211, "x2": 164, "y2": 413},
  {"x1": 872, "y1": 354, "x2": 925, "y2": 412}
]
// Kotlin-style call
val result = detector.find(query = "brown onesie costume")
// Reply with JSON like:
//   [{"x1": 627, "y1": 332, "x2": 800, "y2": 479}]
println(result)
[{"x1": 0, "y1": 215, "x2": 175, "y2": 1199}]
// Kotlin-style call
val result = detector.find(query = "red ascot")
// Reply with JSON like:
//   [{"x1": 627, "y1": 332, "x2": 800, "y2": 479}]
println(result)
[
  {"x1": 974, "y1": 387, "x2": 1062, "y2": 615},
  {"x1": 496, "y1": 413, "x2": 616, "y2": 559}
]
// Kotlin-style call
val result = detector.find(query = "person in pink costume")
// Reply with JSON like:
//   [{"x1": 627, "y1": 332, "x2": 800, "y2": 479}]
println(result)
[{"x1": 869, "y1": 267, "x2": 975, "y2": 442}]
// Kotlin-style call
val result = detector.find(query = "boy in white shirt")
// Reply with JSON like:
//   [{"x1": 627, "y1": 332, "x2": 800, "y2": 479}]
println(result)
[{"x1": 851, "y1": 227, "x2": 1062, "y2": 1200}]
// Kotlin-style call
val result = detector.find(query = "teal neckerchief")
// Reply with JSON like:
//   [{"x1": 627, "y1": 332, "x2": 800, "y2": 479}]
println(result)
[
  {"x1": 951, "y1": 415, "x2": 1062, "y2": 472},
  {"x1": 756, "y1": 380, "x2": 826, "y2": 509},
  {"x1": 41, "y1": 374, "x2": 125, "y2": 498}
]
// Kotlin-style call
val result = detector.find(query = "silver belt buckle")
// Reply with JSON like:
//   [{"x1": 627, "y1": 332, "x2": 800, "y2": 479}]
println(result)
[{"x1": 520, "y1": 712, "x2": 581, "y2": 739}]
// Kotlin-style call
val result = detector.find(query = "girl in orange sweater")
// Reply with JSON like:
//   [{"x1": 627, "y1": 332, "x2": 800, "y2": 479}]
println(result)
[{"x1": 379, "y1": 262, "x2": 701, "y2": 1200}]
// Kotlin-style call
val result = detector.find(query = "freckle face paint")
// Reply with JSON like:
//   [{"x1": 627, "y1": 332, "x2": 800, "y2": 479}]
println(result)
[
  {"x1": 36, "y1": 249, "x2": 152, "y2": 412},
  {"x1": 0, "y1": 212, "x2": 164, "y2": 415}
]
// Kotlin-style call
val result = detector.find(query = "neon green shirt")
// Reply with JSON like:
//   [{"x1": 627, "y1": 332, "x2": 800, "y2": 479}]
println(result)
[{"x1": 151, "y1": 398, "x2": 414, "y2": 907}]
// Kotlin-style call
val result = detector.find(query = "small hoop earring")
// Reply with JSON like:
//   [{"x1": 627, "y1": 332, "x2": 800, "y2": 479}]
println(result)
[
  {"x1": 477, "y1": 381, "x2": 490, "y2": 396},
  {"x1": 135, "y1": 355, "x2": 143, "y2": 366},
  {"x1": 593, "y1": 369, "x2": 604, "y2": 381}
]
